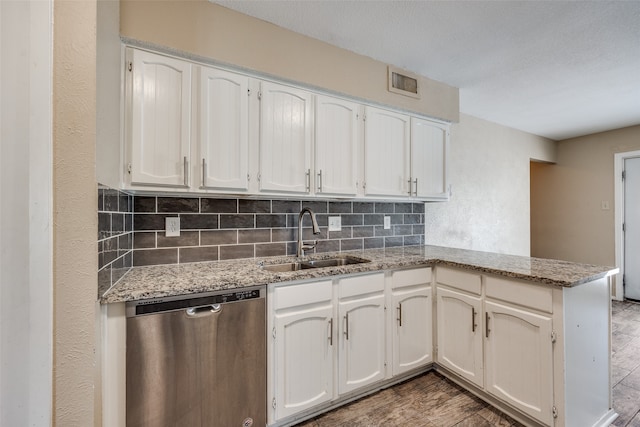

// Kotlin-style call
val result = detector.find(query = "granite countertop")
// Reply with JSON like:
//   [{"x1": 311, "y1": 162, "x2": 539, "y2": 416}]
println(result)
[{"x1": 101, "y1": 245, "x2": 618, "y2": 304}]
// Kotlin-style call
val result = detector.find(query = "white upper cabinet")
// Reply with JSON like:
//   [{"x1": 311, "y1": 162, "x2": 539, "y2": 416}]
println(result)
[
  {"x1": 198, "y1": 66, "x2": 250, "y2": 192},
  {"x1": 410, "y1": 117, "x2": 450, "y2": 200},
  {"x1": 363, "y1": 106, "x2": 411, "y2": 197},
  {"x1": 126, "y1": 48, "x2": 192, "y2": 188},
  {"x1": 315, "y1": 95, "x2": 359, "y2": 196},
  {"x1": 258, "y1": 81, "x2": 313, "y2": 194}
]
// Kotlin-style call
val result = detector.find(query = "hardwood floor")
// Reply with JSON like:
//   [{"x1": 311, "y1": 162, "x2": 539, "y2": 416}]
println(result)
[
  {"x1": 612, "y1": 300, "x2": 640, "y2": 426},
  {"x1": 295, "y1": 300, "x2": 640, "y2": 427}
]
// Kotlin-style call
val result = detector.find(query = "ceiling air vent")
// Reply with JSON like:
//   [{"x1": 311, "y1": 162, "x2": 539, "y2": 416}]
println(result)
[{"x1": 388, "y1": 66, "x2": 421, "y2": 99}]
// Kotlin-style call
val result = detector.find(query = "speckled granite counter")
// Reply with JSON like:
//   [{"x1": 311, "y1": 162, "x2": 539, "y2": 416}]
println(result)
[{"x1": 100, "y1": 245, "x2": 618, "y2": 304}]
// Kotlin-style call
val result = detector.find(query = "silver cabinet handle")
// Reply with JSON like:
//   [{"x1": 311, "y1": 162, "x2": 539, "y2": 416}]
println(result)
[
  {"x1": 472, "y1": 307, "x2": 477, "y2": 332},
  {"x1": 485, "y1": 312, "x2": 491, "y2": 338},
  {"x1": 344, "y1": 313, "x2": 349, "y2": 340},
  {"x1": 329, "y1": 318, "x2": 333, "y2": 346},
  {"x1": 305, "y1": 169, "x2": 311, "y2": 192},
  {"x1": 317, "y1": 170, "x2": 323, "y2": 192},
  {"x1": 413, "y1": 178, "x2": 418, "y2": 197},
  {"x1": 183, "y1": 156, "x2": 189, "y2": 187},
  {"x1": 407, "y1": 178, "x2": 413, "y2": 195},
  {"x1": 397, "y1": 303, "x2": 403, "y2": 327},
  {"x1": 201, "y1": 158, "x2": 206, "y2": 187}
]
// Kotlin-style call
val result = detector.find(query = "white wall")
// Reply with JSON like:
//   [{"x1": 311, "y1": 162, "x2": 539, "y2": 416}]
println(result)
[
  {"x1": 0, "y1": 1, "x2": 53, "y2": 425},
  {"x1": 424, "y1": 113, "x2": 556, "y2": 256}
]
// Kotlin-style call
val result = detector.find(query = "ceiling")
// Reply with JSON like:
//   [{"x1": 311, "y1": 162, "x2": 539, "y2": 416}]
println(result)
[{"x1": 213, "y1": 0, "x2": 640, "y2": 141}]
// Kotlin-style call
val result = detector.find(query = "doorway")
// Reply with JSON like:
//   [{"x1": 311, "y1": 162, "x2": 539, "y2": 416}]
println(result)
[{"x1": 615, "y1": 150, "x2": 640, "y2": 301}]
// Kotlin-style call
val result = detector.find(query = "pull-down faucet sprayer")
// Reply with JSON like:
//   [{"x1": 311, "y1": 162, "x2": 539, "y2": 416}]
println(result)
[{"x1": 297, "y1": 207, "x2": 321, "y2": 257}]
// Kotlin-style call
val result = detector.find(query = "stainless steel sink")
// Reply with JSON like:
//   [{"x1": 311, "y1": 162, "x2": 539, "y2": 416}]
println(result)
[
  {"x1": 303, "y1": 256, "x2": 371, "y2": 268},
  {"x1": 261, "y1": 262, "x2": 314, "y2": 272},
  {"x1": 261, "y1": 256, "x2": 370, "y2": 272}
]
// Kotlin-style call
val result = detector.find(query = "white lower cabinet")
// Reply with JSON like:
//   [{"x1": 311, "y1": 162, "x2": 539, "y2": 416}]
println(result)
[
  {"x1": 436, "y1": 267, "x2": 556, "y2": 426},
  {"x1": 272, "y1": 280, "x2": 335, "y2": 420},
  {"x1": 338, "y1": 274, "x2": 386, "y2": 394},
  {"x1": 391, "y1": 268, "x2": 433, "y2": 375},
  {"x1": 269, "y1": 268, "x2": 433, "y2": 425},
  {"x1": 484, "y1": 300, "x2": 553, "y2": 426},
  {"x1": 436, "y1": 286, "x2": 484, "y2": 387}
]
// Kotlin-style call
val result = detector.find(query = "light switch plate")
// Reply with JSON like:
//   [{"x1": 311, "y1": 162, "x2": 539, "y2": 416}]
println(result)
[
  {"x1": 328, "y1": 216, "x2": 342, "y2": 232},
  {"x1": 384, "y1": 216, "x2": 391, "y2": 230},
  {"x1": 165, "y1": 217, "x2": 180, "y2": 237}
]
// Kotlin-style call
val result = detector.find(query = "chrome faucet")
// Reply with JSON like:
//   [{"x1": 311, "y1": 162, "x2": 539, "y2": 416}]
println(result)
[{"x1": 297, "y1": 207, "x2": 321, "y2": 257}]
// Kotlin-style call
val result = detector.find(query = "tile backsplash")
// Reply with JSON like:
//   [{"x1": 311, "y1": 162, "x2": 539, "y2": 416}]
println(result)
[
  {"x1": 98, "y1": 184, "x2": 133, "y2": 296},
  {"x1": 132, "y1": 196, "x2": 425, "y2": 267}
]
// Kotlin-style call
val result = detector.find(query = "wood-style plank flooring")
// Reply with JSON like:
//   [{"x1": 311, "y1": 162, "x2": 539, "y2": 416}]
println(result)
[{"x1": 295, "y1": 299, "x2": 640, "y2": 427}]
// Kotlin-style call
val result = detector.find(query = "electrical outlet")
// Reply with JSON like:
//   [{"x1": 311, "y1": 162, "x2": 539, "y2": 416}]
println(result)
[
  {"x1": 328, "y1": 216, "x2": 342, "y2": 232},
  {"x1": 384, "y1": 216, "x2": 391, "y2": 230},
  {"x1": 165, "y1": 217, "x2": 180, "y2": 237}
]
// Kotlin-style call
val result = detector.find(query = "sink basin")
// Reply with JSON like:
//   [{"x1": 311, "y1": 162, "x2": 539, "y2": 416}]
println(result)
[
  {"x1": 261, "y1": 262, "x2": 315, "y2": 272},
  {"x1": 262, "y1": 256, "x2": 370, "y2": 272},
  {"x1": 303, "y1": 256, "x2": 371, "y2": 268}
]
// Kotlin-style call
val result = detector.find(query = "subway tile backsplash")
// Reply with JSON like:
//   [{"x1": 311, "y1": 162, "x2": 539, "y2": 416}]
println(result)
[
  {"x1": 131, "y1": 196, "x2": 425, "y2": 267},
  {"x1": 98, "y1": 184, "x2": 133, "y2": 297}
]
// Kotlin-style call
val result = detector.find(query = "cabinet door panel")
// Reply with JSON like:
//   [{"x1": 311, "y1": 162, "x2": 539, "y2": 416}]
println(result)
[
  {"x1": 315, "y1": 95, "x2": 359, "y2": 196},
  {"x1": 392, "y1": 285, "x2": 432, "y2": 375},
  {"x1": 436, "y1": 287, "x2": 483, "y2": 387},
  {"x1": 199, "y1": 67, "x2": 249, "y2": 191},
  {"x1": 364, "y1": 107, "x2": 410, "y2": 197},
  {"x1": 274, "y1": 304, "x2": 334, "y2": 419},
  {"x1": 485, "y1": 300, "x2": 553, "y2": 425},
  {"x1": 411, "y1": 117, "x2": 449, "y2": 199},
  {"x1": 129, "y1": 49, "x2": 191, "y2": 187},
  {"x1": 338, "y1": 293, "x2": 386, "y2": 394},
  {"x1": 259, "y1": 82, "x2": 312, "y2": 193}
]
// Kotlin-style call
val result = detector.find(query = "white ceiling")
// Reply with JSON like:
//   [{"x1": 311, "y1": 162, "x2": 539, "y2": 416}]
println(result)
[{"x1": 214, "y1": 0, "x2": 640, "y2": 140}]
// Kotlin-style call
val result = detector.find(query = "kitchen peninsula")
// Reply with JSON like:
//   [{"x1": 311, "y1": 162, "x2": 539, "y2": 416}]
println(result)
[{"x1": 101, "y1": 245, "x2": 617, "y2": 427}]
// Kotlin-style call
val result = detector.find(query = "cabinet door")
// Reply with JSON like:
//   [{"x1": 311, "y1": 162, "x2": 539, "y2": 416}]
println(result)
[
  {"x1": 484, "y1": 300, "x2": 553, "y2": 426},
  {"x1": 338, "y1": 293, "x2": 386, "y2": 394},
  {"x1": 199, "y1": 67, "x2": 249, "y2": 191},
  {"x1": 392, "y1": 285, "x2": 433, "y2": 375},
  {"x1": 364, "y1": 106, "x2": 410, "y2": 197},
  {"x1": 128, "y1": 49, "x2": 191, "y2": 187},
  {"x1": 315, "y1": 95, "x2": 359, "y2": 196},
  {"x1": 410, "y1": 117, "x2": 449, "y2": 200},
  {"x1": 259, "y1": 81, "x2": 312, "y2": 193},
  {"x1": 274, "y1": 303, "x2": 334, "y2": 419},
  {"x1": 436, "y1": 287, "x2": 484, "y2": 387}
]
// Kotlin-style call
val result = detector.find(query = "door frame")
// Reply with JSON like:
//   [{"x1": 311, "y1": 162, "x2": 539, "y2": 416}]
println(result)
[{"x1": 614, "y1": 150, "x2": 640, "y2": 300}]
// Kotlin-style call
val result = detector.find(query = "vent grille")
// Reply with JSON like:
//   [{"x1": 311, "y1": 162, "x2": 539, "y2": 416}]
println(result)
[{"x1": 388, "y1": 66, "x2": 421, "y2": 99}]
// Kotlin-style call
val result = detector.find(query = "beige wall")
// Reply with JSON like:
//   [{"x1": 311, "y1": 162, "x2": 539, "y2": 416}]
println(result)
[
  {"x1": 531, "y1": 125, "x2": 640, "y2": 266},
  {"x1": 424, "y1": 114, "x2": 557, "y2": 256},
  {"x1": 53, "y1": 1, "x2": 97, "y2": 425},
  {"x1": 119, "y1": 0, "x2": 459, "y2": 123}
]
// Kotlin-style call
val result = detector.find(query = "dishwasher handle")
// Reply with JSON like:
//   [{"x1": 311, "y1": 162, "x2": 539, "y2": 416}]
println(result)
[{"x1": 185, "y1": 304, "x2": 222, "y2": 317}]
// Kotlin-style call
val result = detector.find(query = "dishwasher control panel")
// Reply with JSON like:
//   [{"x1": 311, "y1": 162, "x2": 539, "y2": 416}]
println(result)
[{"x1": 126, "y1": 286, "x2": 264, "y2": 317}]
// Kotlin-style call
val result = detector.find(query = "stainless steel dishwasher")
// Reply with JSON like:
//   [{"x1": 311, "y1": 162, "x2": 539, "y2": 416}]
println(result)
[{"x1": 125, "y1": 286, "x2": 266, "y2": 427}]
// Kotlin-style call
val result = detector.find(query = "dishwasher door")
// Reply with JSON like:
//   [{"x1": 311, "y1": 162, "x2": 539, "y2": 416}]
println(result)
[{"x1": 126, "y1": 287, "x2": 266, "y2": 427}]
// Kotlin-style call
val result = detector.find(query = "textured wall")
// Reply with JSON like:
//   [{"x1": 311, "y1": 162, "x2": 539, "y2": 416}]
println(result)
[
  {"x1": 531, "y1": 125, "x2": 640, "y2": 265},
  {"x1": 53, "y1": 1, "x2": 97, "y2": 425},
  {"x1": 424, "y1": 113, "x2": 556, "y2": 256},
  {"x1": 119, "y1": 0, "x2": 458, "y2": 123}
]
